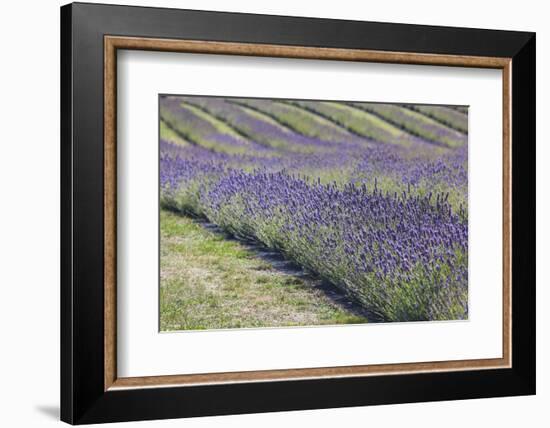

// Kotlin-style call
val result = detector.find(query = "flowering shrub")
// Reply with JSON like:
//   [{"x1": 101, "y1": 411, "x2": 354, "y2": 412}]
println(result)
[{"x1": 159, "y1": 95, "x2": 469, "y2": 322}]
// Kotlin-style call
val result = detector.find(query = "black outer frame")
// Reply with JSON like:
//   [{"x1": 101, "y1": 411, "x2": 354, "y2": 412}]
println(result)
[{"x1": 60, "y1": 2, "x2": 535, "y2": 424}]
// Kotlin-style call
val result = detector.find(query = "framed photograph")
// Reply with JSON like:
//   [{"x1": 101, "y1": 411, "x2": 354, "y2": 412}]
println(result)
[{"x1": 60, "y1": 2, "x2": 535, "y2": 424}]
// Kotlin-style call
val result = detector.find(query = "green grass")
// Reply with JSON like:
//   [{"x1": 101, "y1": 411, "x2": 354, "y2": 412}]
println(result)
[
  {"x1": 179, "y1": 101, "x2": 250, "y2": 144},
  {"x1": 325, "y1": 102, "x2": 404, "y2": 136},
  {"x1": 407, "y1": 105, "x2": 468, "y2": 134},
  {"x1": 269, "y1": 100, "x2": 362, "y2": 141},
  {"x1": 160, "y1": 209, "x2": 368, "y2": 331},
  {"x1": 160, "y1": 120, "x2": 189, "y2": 146},
  {"x1": 287, "y1": 100, "x2": 411, "y2": 146}
]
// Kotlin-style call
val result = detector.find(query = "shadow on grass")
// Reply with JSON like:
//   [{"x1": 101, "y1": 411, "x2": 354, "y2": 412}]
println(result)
[{"x1": 192, "y1": 217, "x2": 380, "y2": 323}]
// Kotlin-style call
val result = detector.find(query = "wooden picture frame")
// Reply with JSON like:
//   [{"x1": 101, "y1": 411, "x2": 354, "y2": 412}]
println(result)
[{"x1": 61, "y1": 2, "x2": 535, "y2": 424}]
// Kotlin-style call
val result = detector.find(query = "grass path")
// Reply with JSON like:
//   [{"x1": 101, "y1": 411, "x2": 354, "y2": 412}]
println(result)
[{"x1": 160, "y1": 209, "x2": 368, "y2": 331}]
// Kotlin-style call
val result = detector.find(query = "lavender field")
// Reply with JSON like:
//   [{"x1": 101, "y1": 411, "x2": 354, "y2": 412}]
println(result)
[{"x1": 159, "y1": 95, "x2": 468, "y2": 330}]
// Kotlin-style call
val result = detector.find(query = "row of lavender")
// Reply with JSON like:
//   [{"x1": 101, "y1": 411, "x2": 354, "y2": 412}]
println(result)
[{"x1": 160, "y1": 96, "x2": 469, "y2": 322}]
